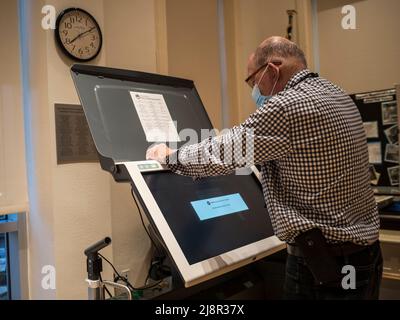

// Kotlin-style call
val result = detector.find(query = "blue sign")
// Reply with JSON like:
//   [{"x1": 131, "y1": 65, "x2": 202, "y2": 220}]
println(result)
[{"x1": 191, "y1": 193, "x2": 249, "y2": 221}]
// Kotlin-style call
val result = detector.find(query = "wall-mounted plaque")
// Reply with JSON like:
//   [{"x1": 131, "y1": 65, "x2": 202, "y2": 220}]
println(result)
[{"x1": 55, "y1": 104, "x2": 98, "y2": 164}]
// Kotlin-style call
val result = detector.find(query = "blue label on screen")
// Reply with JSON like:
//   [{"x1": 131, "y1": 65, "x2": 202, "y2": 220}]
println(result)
[{"x1": 190, "y1": 193, "x2": 249, "y2": 221}]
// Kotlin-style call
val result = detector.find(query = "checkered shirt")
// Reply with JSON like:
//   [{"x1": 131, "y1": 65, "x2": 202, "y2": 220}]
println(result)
[{"x1": 166, "y1": 69, "x2": 380, "y2": 245}]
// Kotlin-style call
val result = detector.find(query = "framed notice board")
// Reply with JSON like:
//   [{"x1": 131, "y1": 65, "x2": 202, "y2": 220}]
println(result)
[
  {"x1": 55, "y1": 104, "x2": 99, "y2": 164},
  {"x1": 350, "y1": 86, "x2": 400, "y2": 193}
]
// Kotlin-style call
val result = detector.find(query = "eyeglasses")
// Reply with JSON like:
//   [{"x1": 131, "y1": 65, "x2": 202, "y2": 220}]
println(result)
[{"x1": 245, "y1": 61, "x2": 282, "y2": 87}]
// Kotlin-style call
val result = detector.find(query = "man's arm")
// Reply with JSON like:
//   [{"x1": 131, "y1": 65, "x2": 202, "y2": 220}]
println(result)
[{"x1": 147, "y1": 101, "x2": 292, "y2": 178}]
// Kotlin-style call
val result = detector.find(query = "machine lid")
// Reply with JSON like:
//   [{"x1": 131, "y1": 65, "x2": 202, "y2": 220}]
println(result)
[{"x1": 71, "y1": 64, "x2": 215, "y2": 163}]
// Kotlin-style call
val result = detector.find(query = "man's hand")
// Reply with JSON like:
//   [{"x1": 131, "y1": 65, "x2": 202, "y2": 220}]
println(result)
[{"x1": 146, "y1": 143, "x2": 175, "y2": 164}]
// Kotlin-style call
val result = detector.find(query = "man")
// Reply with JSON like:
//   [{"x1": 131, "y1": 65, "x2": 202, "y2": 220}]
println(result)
[{"x1": 146, "y1": 36, "x2": 382, "y2": 300}]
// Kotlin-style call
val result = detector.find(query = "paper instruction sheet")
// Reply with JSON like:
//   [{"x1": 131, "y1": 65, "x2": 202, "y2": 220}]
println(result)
[
  {"x1": 367, "y1": 142, "x2": 382, "y2": 164},
  {"x1": 130, "y1": 91, "x2": 181, "y2": 142}
]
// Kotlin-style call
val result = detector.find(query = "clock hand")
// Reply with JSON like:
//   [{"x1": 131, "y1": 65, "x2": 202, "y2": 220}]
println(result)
[
  {"x1": 70, "y1": 32, "x2": 84, "y2": 44},
  {"x1": 70, "y1": 27, "x2": 96, "y2": 44},
  {"x1": 70, "y1": 27, "x2": 96, "y2": 43}
]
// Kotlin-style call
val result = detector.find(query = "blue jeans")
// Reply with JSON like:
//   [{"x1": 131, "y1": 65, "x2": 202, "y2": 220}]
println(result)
[{"x1": 283, "y1": 241, "x2": 383, "y2": 300}]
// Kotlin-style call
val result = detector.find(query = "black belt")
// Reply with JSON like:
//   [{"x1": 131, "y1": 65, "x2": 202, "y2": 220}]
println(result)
[{"x1": 287, "y1": 241, "x2": 376, "y2": 258}]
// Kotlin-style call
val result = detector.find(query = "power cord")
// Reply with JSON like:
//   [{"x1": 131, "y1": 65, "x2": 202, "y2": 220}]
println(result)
[
  {"x1": 130, "y1": 187, "x2": 172, "y2": 284},
  {"x1": 99, "y1": 273, "x2": 113, "y2": 298},
  {"x1": 98, "y1": 252, "x2": 162, "y2": 291},
  {"x1": 130, "y1": 188, "x2": 159, "y2": 249},
  {"x1": 130, "y1": 187, "x2": 169, "y2": 253}
]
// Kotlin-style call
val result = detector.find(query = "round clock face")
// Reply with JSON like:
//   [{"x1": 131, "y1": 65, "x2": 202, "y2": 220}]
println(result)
[{"x1": 55, "y1": 8, "x2": 102, "y2": 62}]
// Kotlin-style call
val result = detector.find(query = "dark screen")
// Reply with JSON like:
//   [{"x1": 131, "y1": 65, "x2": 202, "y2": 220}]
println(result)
[{"x1": 143, "y1": 172, "x2": 274, "y2": 265}]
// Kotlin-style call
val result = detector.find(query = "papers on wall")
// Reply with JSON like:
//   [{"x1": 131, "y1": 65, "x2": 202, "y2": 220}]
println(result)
[
  {"x1": 388, "y1": 166, "x2": 400, "y2": 186},
  {"x1": 363, "y1": 122, "x2": 379, "y2": 138},
  {"x1": 381, "y1": 101, "x2": 398, "y2": 125},
  {"x1": 384, "y1": 125, "x2": 398, "y2": 145},
  {"x1": 130, "y1": 91, "x2": 181, "y2": 142},
  {"x1": 385, "y1": 144, "x2": 399, "y2": 164},
  {"x1": 355, "y1": 89, "x2": 396, "y2": 104},
  {"x1": 369, "y1": 165, "x2": 381, "y2": 186},
  {"x1": 364, "y1": 96, "x2": 393, "y2": 104},
  {"x1": 355, "y1": 89, "x2": 396, "y2": 100},
  {"x1": 367, "y1": 142, "x2": 382, "y2": 164}
]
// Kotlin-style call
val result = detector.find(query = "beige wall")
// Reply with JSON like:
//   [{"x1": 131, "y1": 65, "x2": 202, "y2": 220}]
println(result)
[
  {"x1": 104, "y1": 0, "x2": 158, "y2": 73},
  {"x1": 165, "y1": 0, "x2": 223, "y2": 129},
  {"x1": 0, "y1": 0, "x2": 28, "y2": 213},
  {"x1": 317, "y1": 0, "x2": 400, "y2": 93},
  {"x1": 224, "y1": 0, "x2": 298, "y2": 124}
]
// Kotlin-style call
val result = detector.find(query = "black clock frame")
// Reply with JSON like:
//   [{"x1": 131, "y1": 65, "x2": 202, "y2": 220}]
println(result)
[{"x1": 55, "y1": 7, "x2": 103, "y2": 62}]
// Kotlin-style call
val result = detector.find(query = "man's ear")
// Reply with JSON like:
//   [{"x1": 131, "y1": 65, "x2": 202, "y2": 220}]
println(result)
[{"x1": 269, "y1": 63, "x2": 280, "y2": 82}]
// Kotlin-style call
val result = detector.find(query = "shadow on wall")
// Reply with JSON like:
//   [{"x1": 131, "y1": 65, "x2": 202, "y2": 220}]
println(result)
[{"x1": 317, "y1": 0, "x2": 367, "y2": 12}]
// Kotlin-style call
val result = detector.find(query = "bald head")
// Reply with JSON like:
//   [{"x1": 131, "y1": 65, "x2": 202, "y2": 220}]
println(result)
[
  {"x1": 254, "y1": 36, "x2": 307, "y2": 69},
  {"x1": 246, "y1": 37, "x2": 308, "y2": 97}
]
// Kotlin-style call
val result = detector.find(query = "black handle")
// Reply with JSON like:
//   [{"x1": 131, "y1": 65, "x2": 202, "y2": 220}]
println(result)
[{"x1": 84, "y1": 237, "x2": 111, "y2": 257}]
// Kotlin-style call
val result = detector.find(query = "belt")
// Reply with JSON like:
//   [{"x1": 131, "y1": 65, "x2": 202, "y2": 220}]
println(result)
[{"x1": 287, "y1": 241, "x2": 376, "y2": 258}]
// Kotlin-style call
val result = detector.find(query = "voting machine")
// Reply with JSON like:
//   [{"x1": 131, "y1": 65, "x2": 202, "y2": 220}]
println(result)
[{"x1": 70, "y1": 64, "x2": 284, "y2": 288}]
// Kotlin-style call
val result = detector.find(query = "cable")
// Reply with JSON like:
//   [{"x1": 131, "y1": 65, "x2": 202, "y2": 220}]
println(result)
[
  {"x1": 130, "y1": 188, "x2": 158, "y2": 249},
  {"x1": 98, "y1": 252, "x2": 163, "y2": 291},
  {"x1": 130, "y1": 187, "x2": 169, "y2": 252},
  {"x1": 129, "y1": 187, "x2": 172, "y2": 285},
  {"x1": 99, "y1": 273, "x2": 113, "y2": 298},
  {"x1": 98, "y1": 253, "x2": 120, "y2": 278}
]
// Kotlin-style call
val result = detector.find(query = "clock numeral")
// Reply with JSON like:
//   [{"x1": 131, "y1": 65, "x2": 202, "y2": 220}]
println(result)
[
  {"x1": 65, "y1": 38, "x2": 71, "y2": 45},
  {"x1": 78, "y1": 48, "x2": 84, "y2": 55},
  {"x1": 72, "y1": 45, "x2": 76, "y2": 51},
  {"x1": 90, "y1": 42, "x2": 95, "y2": 49},
  {"x1": 64, "y1": 22, "x2": 72, "y2": 29},
  {"x1": 62, "y1": 30, "x2": 68, "y2": 36},
  {"x1": 91, "y1": 35, "x2": 96, "y2": 41}
]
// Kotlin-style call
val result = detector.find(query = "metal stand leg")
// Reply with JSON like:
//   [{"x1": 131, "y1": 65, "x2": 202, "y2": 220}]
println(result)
[
  {"x1": 87, "y1": 279, "x2": 105, "y2": 300},
  {"x1": 84, "y1": 237, "x2": 111, "y2": 300}
]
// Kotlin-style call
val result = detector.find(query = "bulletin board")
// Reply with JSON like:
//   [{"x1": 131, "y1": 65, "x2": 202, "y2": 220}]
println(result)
[{"x1": 350, "y1": 88, "x2": 399, "y2": 190}]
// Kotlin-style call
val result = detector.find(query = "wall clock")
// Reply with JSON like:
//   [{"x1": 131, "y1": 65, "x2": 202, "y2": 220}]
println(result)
[{"x1": 55, "y1": 8, "x2": 102, "y2": 62}]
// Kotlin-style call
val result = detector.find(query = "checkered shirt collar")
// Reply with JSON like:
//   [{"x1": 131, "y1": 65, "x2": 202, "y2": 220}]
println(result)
[{"x1": 283, "y1": 69, "x2": 313, "y2": 92}]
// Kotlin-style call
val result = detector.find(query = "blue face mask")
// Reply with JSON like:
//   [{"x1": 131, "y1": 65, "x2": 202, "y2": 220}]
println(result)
[
  {"x1": 252, "y1": 84, "x2": 272, "y2": 108},
  {"x1": 251, "y1": 64, "x2": 279, "y2": 108}
]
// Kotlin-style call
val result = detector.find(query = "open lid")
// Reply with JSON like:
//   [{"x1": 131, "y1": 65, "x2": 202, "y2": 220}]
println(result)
[{"x1": 71, "y1": 64, "x2": 214, "y2": 163}]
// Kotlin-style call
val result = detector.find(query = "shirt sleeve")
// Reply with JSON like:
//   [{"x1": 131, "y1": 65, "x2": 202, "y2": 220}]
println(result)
[{"x1": 165, "y1": 100, "x2": 292, "y2": 178}]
